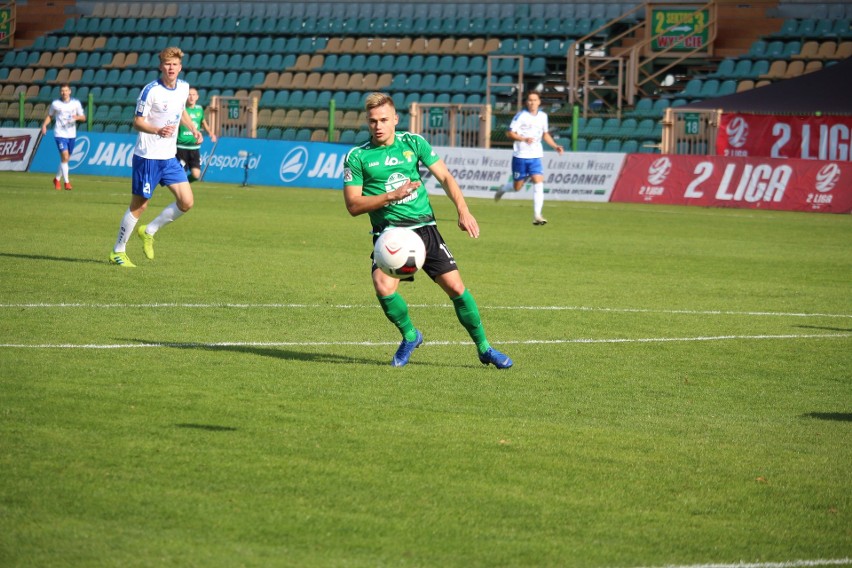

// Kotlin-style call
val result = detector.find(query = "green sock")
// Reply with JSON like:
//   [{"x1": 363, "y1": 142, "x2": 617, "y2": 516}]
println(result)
[
  {"x1": 452, "y1": 289, "x2": 490, "y2": 355},
  {"x1": 377, "y1": 293, "x2": 417, "y2": 341}
]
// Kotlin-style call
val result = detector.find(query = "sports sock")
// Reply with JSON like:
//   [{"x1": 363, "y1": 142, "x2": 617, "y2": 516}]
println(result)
[
  {"x1": 113, "y1": 208, "x2": 138, "y2": 253},
  {"x1": 377, "y1": 293, "x2": 417, "y2": 341},
  {"x1": 533, "y1": 182, "x2": 544, "y2": 218},
  {"x1": 55, "y1": 164, "x2": 62, "y2": 181},
  {"x1": 146, "y1": 202, "x2": 184, "y2": 234},
  {"x1": 60, "y1": 162, "x2": 69, "y2": 183},
  {"x1": 452, "y1": 289, "x2": 490, "y2": 355}
]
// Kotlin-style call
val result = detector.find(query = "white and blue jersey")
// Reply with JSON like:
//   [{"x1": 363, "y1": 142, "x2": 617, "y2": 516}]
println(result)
[
  {"x1": 509, "y1": 109, "x2": 550, "y2": 159},
  {"x1": 48, "y1": 97, "x2": 84, "y2": 140},
  {"x1": 133, "y1": 78, "x2": 190, "y2": 159}
]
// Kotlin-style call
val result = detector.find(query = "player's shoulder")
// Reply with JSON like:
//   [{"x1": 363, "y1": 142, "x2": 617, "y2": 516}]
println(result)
[
  {"x1": 139, "y1": 79, "x2": 163, "y2": 100},
  {"x1": 396, "y1": 131, "x2": 431, "y2": 148},
  {"x1": 344, "y1": 140, "x2": 372, "y2": 162}
]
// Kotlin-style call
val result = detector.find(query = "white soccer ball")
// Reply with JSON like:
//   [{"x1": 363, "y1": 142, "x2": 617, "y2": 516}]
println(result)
[{"x1": 373, "y1": 227, "x2": 426, "y2": 278}]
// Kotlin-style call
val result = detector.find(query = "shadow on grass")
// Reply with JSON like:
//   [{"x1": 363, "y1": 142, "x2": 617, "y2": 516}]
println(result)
[
  {"x1": 175, "y1": 423, "x2": 238, "y2": 432},
  {"x1": 801, "y1": 412, "x2": 852, "y2": 422},
  {"x1": 0, "y1": 251, "x2": 103, "y2": 264},
  {"x1": 127, "y1": 339, "x2": 386, "y2": 366},
  {"x1": 794, "y1": 324, "x2": 852, "y2": 333}
]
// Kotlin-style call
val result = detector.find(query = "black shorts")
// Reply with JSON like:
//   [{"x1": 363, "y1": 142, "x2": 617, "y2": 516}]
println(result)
[
  {"x1": 176, "y1": 148, "x2": 201, "y2": 170},
  {"x1": 371, "y1": 225, "x2": 458, "y2": 280}
]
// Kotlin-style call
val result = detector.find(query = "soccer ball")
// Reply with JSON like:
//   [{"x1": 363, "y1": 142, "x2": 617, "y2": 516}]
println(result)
[{"x1": 373, "y1": 227, "x2": 426, "y2": 278}]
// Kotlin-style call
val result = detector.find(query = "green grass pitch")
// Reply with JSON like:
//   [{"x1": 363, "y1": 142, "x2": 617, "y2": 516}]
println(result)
[{"x1": 1, "y1": 171, "x2": 850, "y2": 567}]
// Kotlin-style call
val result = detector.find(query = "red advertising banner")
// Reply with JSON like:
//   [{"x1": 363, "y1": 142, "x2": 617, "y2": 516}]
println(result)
[
  {"x1": 717, "y1": 113, "x2": 852, "y2": 161},
  {"x1": 611, "y1": 154, "x2": 852, "y2": 213}
]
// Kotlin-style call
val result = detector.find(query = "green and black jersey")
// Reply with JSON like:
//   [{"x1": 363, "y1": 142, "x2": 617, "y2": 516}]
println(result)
[
  {"x1": 177, "y1": 105, "x2": 204, "y2": 150},
  {"x1": 343, "y1": 131, "x2": 441, "y2": 233}
]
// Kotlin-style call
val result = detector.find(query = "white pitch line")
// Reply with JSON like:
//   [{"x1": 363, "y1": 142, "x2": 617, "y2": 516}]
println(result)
[
  {"x1": 0, "y1": 302, "x2": 849, "y2": 318},
  {"x1": 1, "y1": 333, "x2": 849, "y2": 350},
  {"x1": 631, "y1": 558, "x2": 852, "y2": 568}
]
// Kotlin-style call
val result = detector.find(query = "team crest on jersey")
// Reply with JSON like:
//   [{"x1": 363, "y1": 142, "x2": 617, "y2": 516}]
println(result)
[
  {"x1": 385, "y1": 172, "x2": 409, "y2": 192},
  {"x1": 403, "y1": 150, "x2": 415, "y2": 162}
]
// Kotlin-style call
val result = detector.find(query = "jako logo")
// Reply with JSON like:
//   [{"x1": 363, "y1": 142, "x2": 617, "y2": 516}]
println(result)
[
  {"x1": 647, "y1": 157, "x2": 672, "y2": 185},
  {"x1": 279, "y1": 146, "x2": 309, "y2": 183},
  {"x1": 815, "y1": 163, "x2": 841, "y2": 192},
  {"x1": 68, "y1": 136, "x2": 91, "y2": 170},
  {"x1": 726, "y1": 117, "x2": 749, "y2": 148}
]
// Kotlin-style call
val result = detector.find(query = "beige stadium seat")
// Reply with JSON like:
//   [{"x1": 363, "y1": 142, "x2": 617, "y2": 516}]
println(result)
[
  {"x1": 64, "y1": 36, "x2": 84, "y2": 51},
  {"x1": 347, "y1": 73, "x2": 365, "y2": 90},
  {"x1": 437, "y1": 37, "x2": 457, "y2": 54},
  {"x1": 783, "y1": 59, "x2": 804, "y2": 78},
  {"x1": 259, "y1": 72, "x2": 279, "y2": 89},
  {"x1": 297, "y1": 109, "x2": 315, "y2": 127},
  {"x1": 814, "y1": 41, "x2": 837, "y2": 59},
  {"x1": 376, "y1": 73, "x2": 392, "y2": 89},
  {"x1": 3, "y1": 68, "x2": 22, "y2": 83},
  {"x1": 792, "y1": 40, "x2": 819, "y2": 59},
  {"x1": 107, "y1": 53, "x2": 125, "y2": 68},
  {"x1": 290, "y1": 71, "x2": 308, "y2": 87},
  {"x1": 353, "y1": 38, "x2": 372, "y2": 53},
  {"x1": 736, "y1": 79, "x2": 754, "y2": 92},
  {"x1": 332, "y1": 73, "x2": 349, "y2": 90},
  {"x1": 338, "y1": 37, "x2": 356, "y2": 53},
  {"x1": 269, "y1": 109, "x2": 287, "y2": 127},
  {"x1": 257, "y1": 108, "x2": 273, "y2": 126},
  {"x1": 410, "y1": 37, "x2": 430, "y2": 54},
  {"x1": 759, "y1": 60, "x2": 787, "y2": 80},
  {"x1": 312, "y1": 110, "x2": 329, "y2": 128},
  {"x1": 290, "y1": 54, "x2": 311, "y2": 71},
  {"x1": 304, "y1": 72, "x2": 322, "y2": 89},
  {"x1": 835, "y1": 41, "x2": 852, "y2": 59},
  {"x1": 395, "y1": 37, "x2": 413, "y2": 53},
  {"x1": 361, "y1": 72, "x2": 379, "y2": 90},
  {"x1": 804, "y1": 60, "x2": 823, "y2": 74},
  {"x1": 276, "y1": 72, "x2": 294, "y2": 89},
  {"x1": 323, "y1": 38, "x2": 343, "y2": 53},
  {"x1": 318, "y1": 73, "x2": 336, "y2": 90}
]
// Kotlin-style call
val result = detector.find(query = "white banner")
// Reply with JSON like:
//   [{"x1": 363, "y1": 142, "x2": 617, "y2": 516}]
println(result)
[
  {"x1": 0, "y1": 128, "x2": 40, "y2": 172},
  {"x1": 422, "y1": 146, "x2": 626, "y2": 202}
]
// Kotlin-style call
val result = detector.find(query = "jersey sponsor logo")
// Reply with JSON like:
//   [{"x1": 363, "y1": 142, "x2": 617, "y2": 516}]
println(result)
[
  {"x1": 368, "y1": 161, "x2": 379, "y2": 167},
  {"x1": 384, "y1": 155, "x2": 401, "y2": 166},
  {"x1": 343, "y1": 167, "x2": 353, "y2": 183},
  {"x1": 279, "y1": 146, "x2": 309, "y2": 183}
]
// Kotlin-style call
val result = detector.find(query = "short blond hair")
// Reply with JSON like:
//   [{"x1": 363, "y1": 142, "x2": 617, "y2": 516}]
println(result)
[
  {"x1": 159, "y1": 46, "x2": 184, "y2": 63},
  {"x1": 365, "y1": 92, "x2": 395, "y2": 112}
]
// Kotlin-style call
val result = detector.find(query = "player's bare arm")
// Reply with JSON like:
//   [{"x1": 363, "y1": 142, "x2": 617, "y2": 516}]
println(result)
[{"x1": 344, "y1": 181, "x2": 420, "y2": 216}]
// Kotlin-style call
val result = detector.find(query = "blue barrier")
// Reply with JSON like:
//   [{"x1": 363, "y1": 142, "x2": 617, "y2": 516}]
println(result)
[{"x1": 29, "y1": 132, "x2": 350, "y2": 190}]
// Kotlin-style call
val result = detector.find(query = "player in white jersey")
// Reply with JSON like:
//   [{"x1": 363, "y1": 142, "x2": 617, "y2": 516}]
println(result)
[
  {"x1": 41, "y1": 83, "x2": 86, "y2": 190},
  {"x1": 109, "y1": 47, "x2": 202, "y2": 267},
  {"x1": 494, "y1": 92, "x2": 564, "y2": 225}
]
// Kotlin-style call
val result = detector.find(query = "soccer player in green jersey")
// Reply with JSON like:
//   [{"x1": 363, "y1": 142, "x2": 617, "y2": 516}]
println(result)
[
  {"x1": 176, "y1": 88, "x2": 216, "y2": 182},
  {"x1": 343, "y1": 92, "x2": 513, "y2": 368}
]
